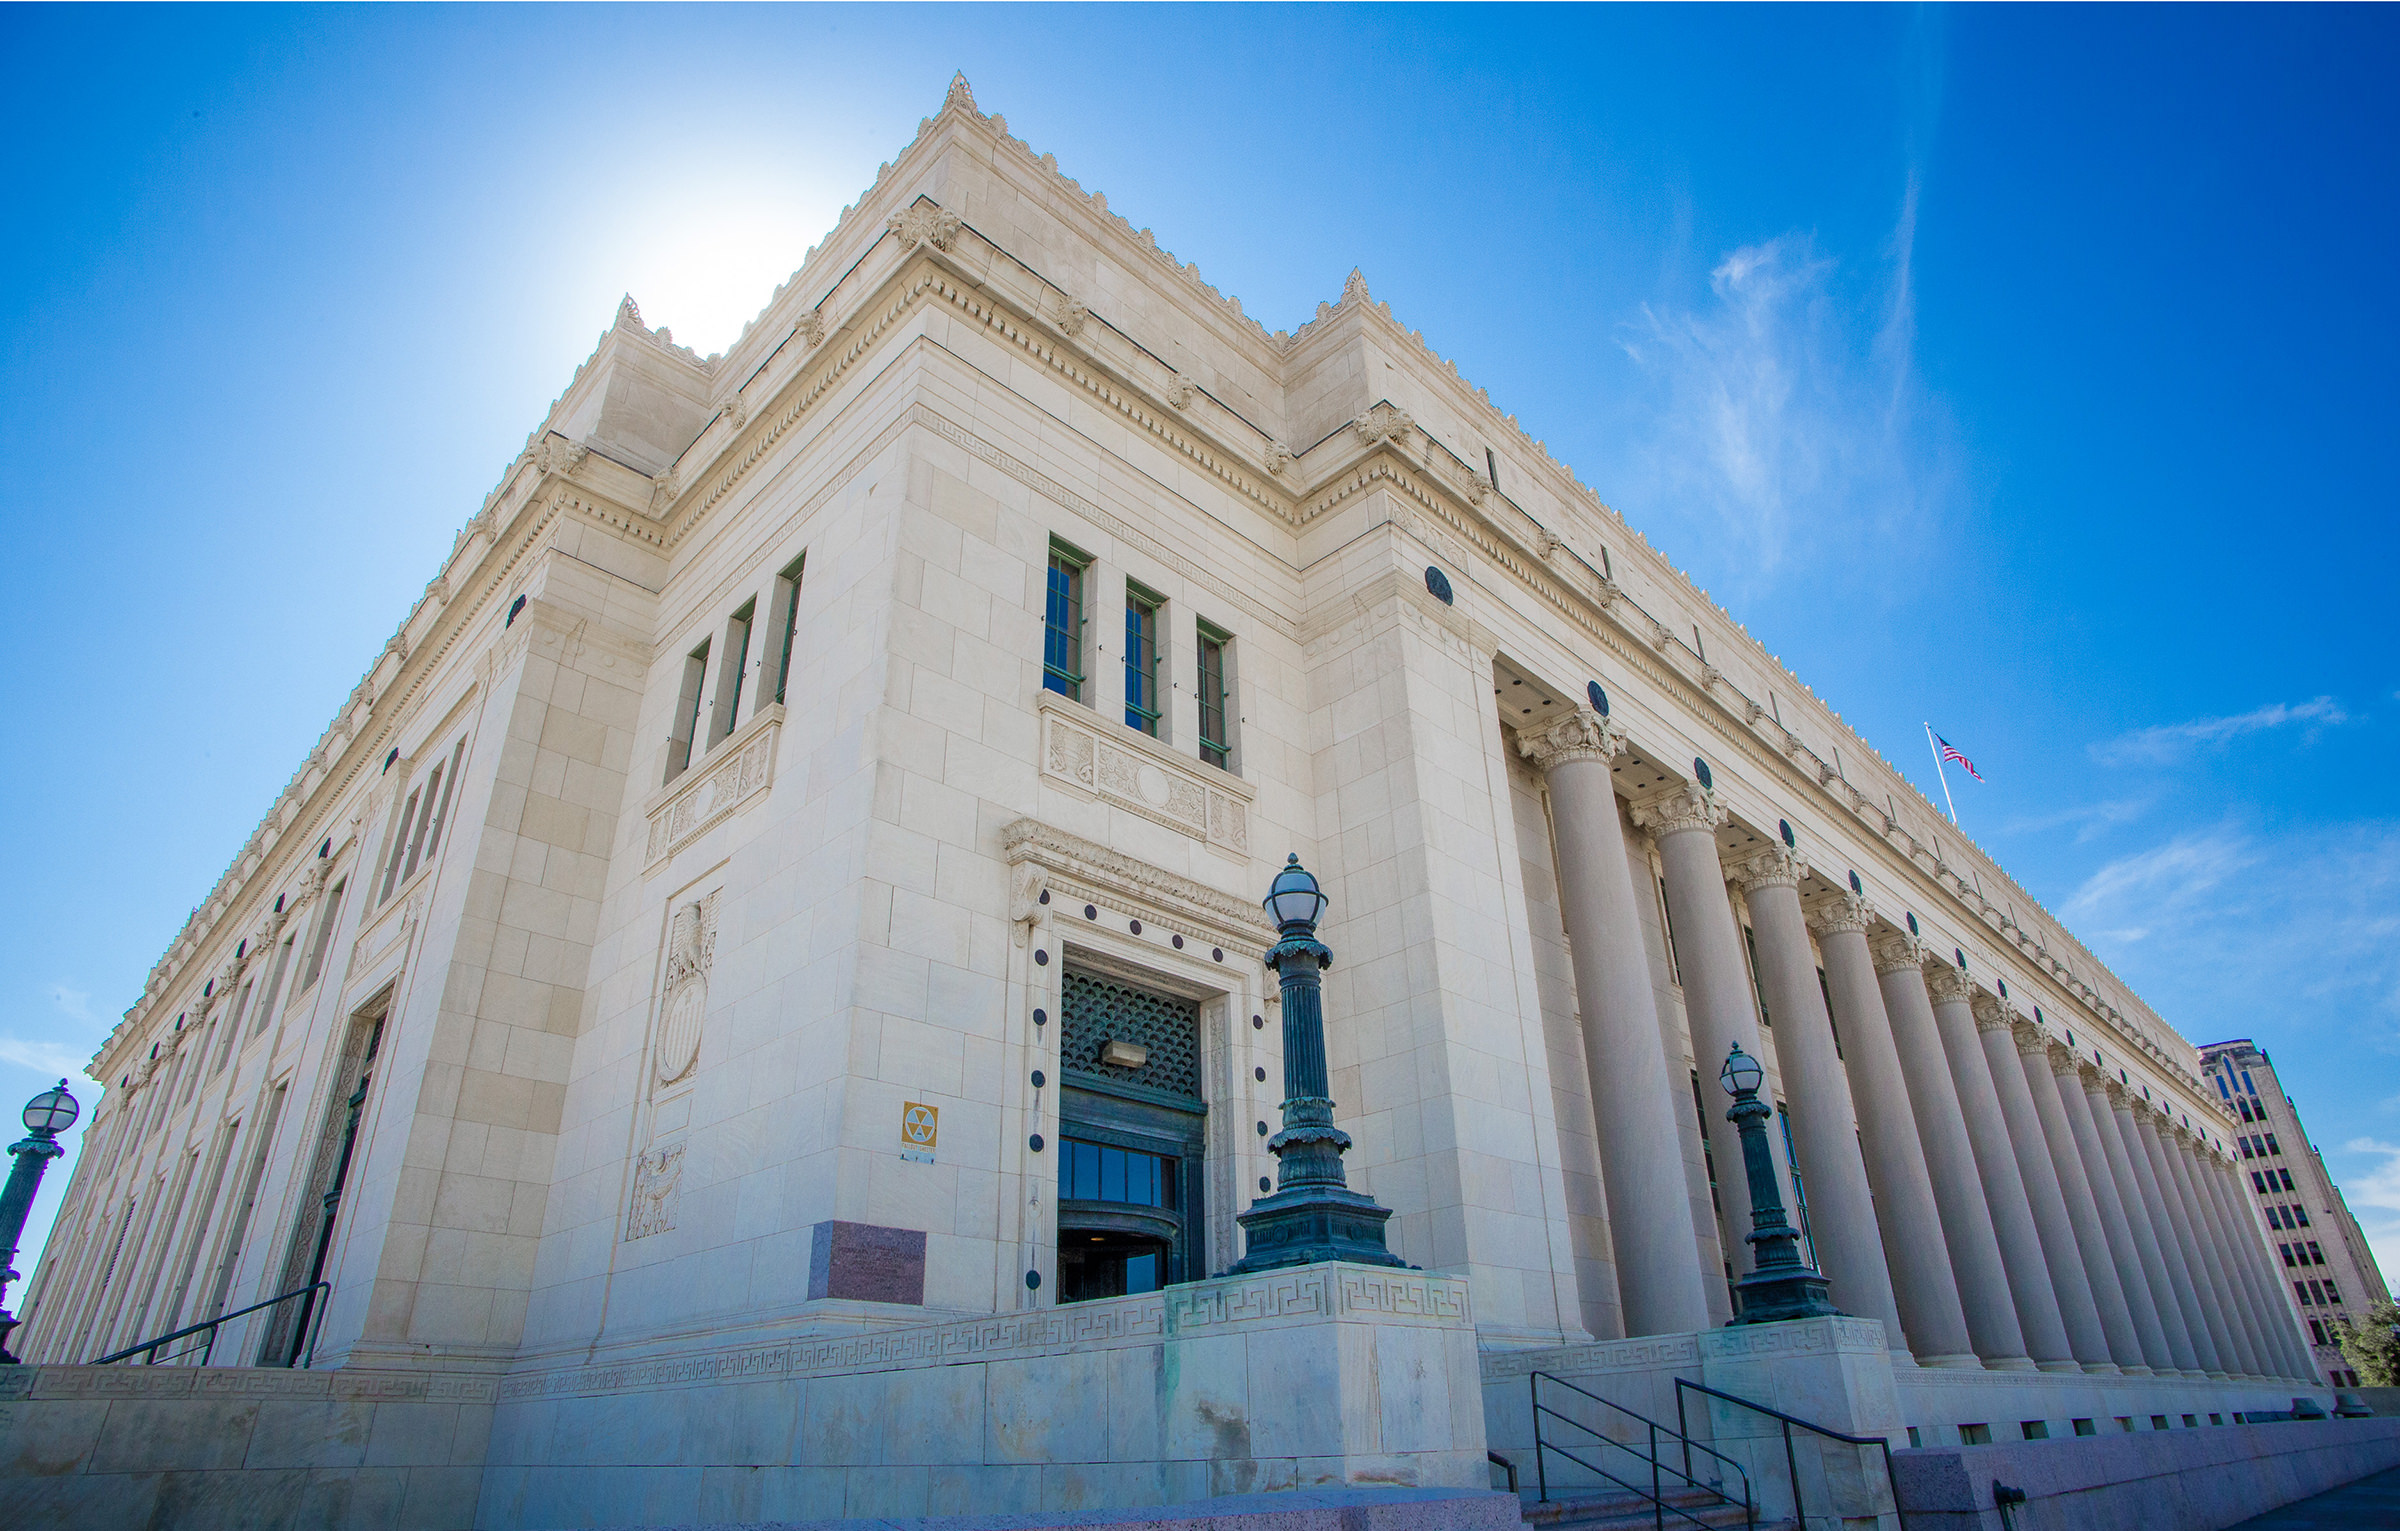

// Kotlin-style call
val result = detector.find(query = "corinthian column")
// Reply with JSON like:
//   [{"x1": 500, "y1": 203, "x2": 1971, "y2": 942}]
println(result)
[
  {"x1": 2170, "y1": 1128, "x2": 2267, "y2": 1378},
  {"x1": 2120, "y1": 1098, "x2": 2223, "y2": 1376},
  {"x1": 1734, "y1": 847, "x2": 1903, "y2": 1350},
  {"x1": 2025, "y1": 1041, "x2": 2148, "y2": 1373},
  {"x1": 1808, "y1": 893, "x2": 1976, "y2": 1368},
  {"x1": 2200, "y1": 1149, "x2": 2306, "y2": 1378},
  {"x1": 1975, "y1": 1000, "x2": 2111, "y2": 1372},
  {"x1": 2086, "y1": 1074, "x2": 2202, "y2": 1374},
  {"x1": 1924, "y1": 964, "x2": 2076, "y2": 1370},
  {"x1": 1871, "y1": 932, "x2": 2031, "y2": 1369},
  {"x1": 1631, "y1": 782, "x2": 1785, "y2": 1285},
  {"x1": 1519, "y1": 710, "x2": 1712, "y2": 1336}
]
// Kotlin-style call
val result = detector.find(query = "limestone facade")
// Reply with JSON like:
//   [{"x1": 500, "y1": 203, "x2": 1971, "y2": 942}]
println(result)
[{"x1": 11, "y1": 75, "x2": 2333, "y2": 1521}]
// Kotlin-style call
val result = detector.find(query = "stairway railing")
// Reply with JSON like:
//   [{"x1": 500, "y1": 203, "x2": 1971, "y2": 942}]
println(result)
[
  {"x1": 90, "y1": 1281, "x2": 330, "y2": 1369},
  {"x1": 1673, "y1": 1376, "x2": 1907, "y2": 1531},
  {"x1": 1530, "y1": 1370, "x2": 1754, "y2": 1531}
]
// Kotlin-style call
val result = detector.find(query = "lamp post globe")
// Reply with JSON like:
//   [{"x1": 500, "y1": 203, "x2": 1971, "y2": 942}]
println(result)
[
  {"x1": 1716, "y1": 1046, "x2": 1840, "y2": 1326},
  {"x1": 0, "y1": 1080, "x2": 83, "y2": 1362}
]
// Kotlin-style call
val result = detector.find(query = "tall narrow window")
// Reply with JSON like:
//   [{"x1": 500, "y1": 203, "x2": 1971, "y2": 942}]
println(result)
[
  {"x1": 711, "y1": 601, "x2": 754, "y2": 744},
  {"x1": 419, "y1": 740, "x2": 465, "y2": 866},
  {"x1": 399, "y1": 756, "x2": 446, "y2": 884},
  {"x1": 667, "y1": 639, "x2": 710, "y2": 781},
  {"x1": 301, "y1": 879, "x2": 345, "y2": 990},
  {"x1": 1124, "y1": 582, "x2": 1163, "y2": 736},
  {"x1": 769, "y1": 552, "x2": 805, "y2": 705},
  {"x1": 254, "y1": 936, "x2": 293, "y2": 1036},
  {"x1": 1043, "y1": 540, "x2": 1089, "y2": 701},
  {"x1": 1196, "y1": 621, "x2": 1232, "y2": 770},
  {"x1": 379, "y1": 789, "x2": 423, "y2": 902}
]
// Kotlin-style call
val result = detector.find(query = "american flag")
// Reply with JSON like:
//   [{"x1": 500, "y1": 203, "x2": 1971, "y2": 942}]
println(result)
[{"x1": 1937, "y1": 735, "x2": 1984, "y2": 782}]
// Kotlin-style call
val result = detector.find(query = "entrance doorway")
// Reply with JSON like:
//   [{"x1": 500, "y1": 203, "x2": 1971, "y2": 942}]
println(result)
[{"x1": 1056, "y1": 969, "x2": 1206, "y2": 1299}]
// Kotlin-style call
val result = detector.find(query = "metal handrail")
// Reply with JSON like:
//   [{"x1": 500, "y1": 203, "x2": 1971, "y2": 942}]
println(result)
[
  {"x1": 1531, "y1": 1371, "x2": 1753, "y2": 1531},
  {"x1": 1674, "y1": 1376, "x2": 1908, "y2": 1531},
  {"x1": 91, "y1": 1281, "x2": 331, "y2": 1369}
]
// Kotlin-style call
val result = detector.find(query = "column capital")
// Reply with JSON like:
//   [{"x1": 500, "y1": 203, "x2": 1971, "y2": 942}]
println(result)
[
  {"x1": 1517, "y1": 706, "x2": 1629, "y2": 772},
  {"x1": 2010, "y1": 1017, "x2": 2050, "y2": 1056},
  {"x1": 1923, "y1": 961, "x2": 1973, "y2": 1006},
  {"x1": 2047, "y1": 1040, "x2": 2081, "y2": 1077},
  {"x1": 2075, "y1": 1056, "x2": 2105, "y2": 1088},
  {"x1": 1629, "y1": 781, "x2": 1728, "y2": 839},
  {"x1": 1804, "y1": 889, "x2": 1873, "y2": 938},
  {"x1": 1969, "y1": 990, "x2": 2015, "y2": 1034},
  {"x1": 1730, "y1": 843, "x2": 1806, "y2": 895},
  {"x1": 2103, "y1": 1077, "x2": 2130, "y2": 1107},
  {"x1": 1868, "y1": 930, "x2": 1924, "y2": 976}
]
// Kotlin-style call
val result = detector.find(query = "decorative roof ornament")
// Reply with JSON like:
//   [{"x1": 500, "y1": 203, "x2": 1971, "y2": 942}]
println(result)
[
  {"x1": 615, "y1": 294, "x2": 644, "y2": 331},
  {"x1": 944, "y1": 71, "x2": 977, "y2": 115},
  {"x1": 1341, "y1": 267, "x2": 1372, "y2": 306}
]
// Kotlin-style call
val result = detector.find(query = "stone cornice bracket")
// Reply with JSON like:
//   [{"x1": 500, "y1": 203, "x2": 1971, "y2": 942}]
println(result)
[
  {"x1": 1804, "y1": 889, "x2": 1873, "y2": 938},
  {"x1": 1001, "y1": 817, "x2": 1273, "y2": 952},
  {"x1": 1731, "y1": 843, "x2": 1806, "y2": 895},
  {"x1": 648, "y1": 470, "x2": 679, "y2": 517},
  {"x1": 1629, "y1": 781, "x2": 1728, "y2": 840},
  {"x1": 1352, "y1": 402, "x2": 1414, "y2": 451},
  {"x1": 798, "y1": 309, "x2": 827, "y2": 348},
  {"x1": 1164, "y1": 374, "x2": 1198, "y2": 410},
  {"x1": 1516, "y1": 706, "x2": 1628, "y2": 773},
  {"x1": 1921, "y1": 960, "x2": 1973, "y2": 1006},
  {"x1": 1263, "y1": 441, "x2": 1295, "y2": 477},
  {"x1": 1868, "y1": 930, "x2": 1924, "y2": 978},
  {"x1": 887, "y1": 199, "x2": 963, "y2": 253},
  {"x1": 1007, "y1": 862, "x2": 1046, "y2": 931},
  {"x1": 536, "y1": 436, "x2": 588, "y2": 478},
  {"x1": 1052, "y1": 295, "x2": 1088, "y2": 338}
]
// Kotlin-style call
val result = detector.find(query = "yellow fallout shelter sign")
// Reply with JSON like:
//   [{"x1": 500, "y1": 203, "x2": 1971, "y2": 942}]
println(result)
[{"x1": 900, "y1": 1101, "x2": 938, "y2": 1163}]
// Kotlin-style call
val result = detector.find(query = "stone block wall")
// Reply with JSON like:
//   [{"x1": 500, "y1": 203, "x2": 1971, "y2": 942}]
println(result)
[{"x1": 0, "y1": 1363, "x2": 493, "y2": 1531}]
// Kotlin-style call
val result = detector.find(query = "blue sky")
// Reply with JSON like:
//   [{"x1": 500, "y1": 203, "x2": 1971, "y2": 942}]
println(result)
[{"x1": 5, "y1": 6, "x2": 2396, "y2": 1291}]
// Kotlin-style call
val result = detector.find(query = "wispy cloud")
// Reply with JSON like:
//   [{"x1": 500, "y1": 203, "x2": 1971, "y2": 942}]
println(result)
[
  {"x1": 2060, "y1": 826, "x2": 2252, "y2": 939},
  {"x1": 2090, "y1": 697, "x2": 2349, "y2": 768},
  {"x1": 1614, "y1": 205, "x2": 1948, "y2": 594},
  {"x1": 0, "y1": 1036, "x2": 87, "y2": 1078},
  {"x1": 2339, "y1": 1138, "x2": 2400, "y2": 1295},
  {"x1": 2004, "y1": 797, "x2": 2151, "y2": 843}
]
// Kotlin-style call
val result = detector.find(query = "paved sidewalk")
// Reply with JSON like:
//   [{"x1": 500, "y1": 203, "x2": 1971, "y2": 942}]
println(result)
[{"x1": 2221, "y1": 1464, "x2": 2400, "y2": 1529}]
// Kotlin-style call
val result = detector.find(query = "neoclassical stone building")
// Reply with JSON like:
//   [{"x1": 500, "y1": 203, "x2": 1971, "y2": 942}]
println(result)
[{"x1": 12, "y1": 77, "x2": 2349, "y2": 1527}]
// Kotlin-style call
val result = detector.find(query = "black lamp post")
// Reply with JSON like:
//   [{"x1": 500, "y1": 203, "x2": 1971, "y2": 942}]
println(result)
[
  {"x1": 0, "y1": 1080, "x2": 81, "y2": 1363},
  {"x1": 1718, "y1": 1045, "x2": 1840, "y2": 1325},
  {"x1": 1227, "y1": 855, "x2": 1408, "y2": 1273}
]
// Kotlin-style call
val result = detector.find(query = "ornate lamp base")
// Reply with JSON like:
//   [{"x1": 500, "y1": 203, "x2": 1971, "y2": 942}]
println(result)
[
  {"x1": 1227, "y1": 1184, "x2": 1410, "y2": 1275},
  {"x1": 1730, "y1": 1258, "x2": 1841, "y2": 1325}
]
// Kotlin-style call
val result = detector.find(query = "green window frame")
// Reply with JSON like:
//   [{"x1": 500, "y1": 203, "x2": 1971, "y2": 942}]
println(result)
[
  {"x1": 771, "y1": 552, "x2": 805, "y2": 706},
  {"x1": 1044, "y1": 539, "x2": 1089, "y2": 701},
  {"x1": 1123, "y1": 581, "x2": 1162, "y2": 736},
  {"x1": 1196, "y1": 620, "x2": 1231, "y2": 769}
]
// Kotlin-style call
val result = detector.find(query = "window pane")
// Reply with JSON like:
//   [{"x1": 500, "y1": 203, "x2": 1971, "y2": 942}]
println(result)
[
  {"x1": 1100, "y1": 1145, "x2": 1126, "y2": 1203},
  {"x1": 1124, "y1": 1251, "x2": 1158, "y2": 1295},
  {"x1": 1124, "y1": 592, "x2": 1159, "y2": 735},
  {"x1": 1044, "y1": 552, "x2": 1084, "y2": 700}
]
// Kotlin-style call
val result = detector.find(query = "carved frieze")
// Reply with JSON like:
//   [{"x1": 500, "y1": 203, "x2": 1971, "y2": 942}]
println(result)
[
  {"x1": 654, "y1": 892, "x2": 721, "y2": 1087},
  {"x1": 1002, "y1": 816, "x2": 1273, "y2": 955},
  {"x1": 1037, "y1": 699, "x2": 1248, "y2": 857},
  {"x1": 644, "y1": 709, "x2": 781, "y2": 867},
  {"x1": 626, "y1": 1141, "x2": 684, "y2": 1242}
]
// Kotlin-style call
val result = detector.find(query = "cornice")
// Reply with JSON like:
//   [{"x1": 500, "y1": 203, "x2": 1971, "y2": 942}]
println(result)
[{"x1": 1001, "y1": 817, "x2": 1273, "y2": 956}]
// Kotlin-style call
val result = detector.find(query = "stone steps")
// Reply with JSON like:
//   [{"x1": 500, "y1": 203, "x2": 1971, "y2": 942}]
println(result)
[{"x1": 1521, "y1": 1486, "x2": 1780, "y2": 1531}]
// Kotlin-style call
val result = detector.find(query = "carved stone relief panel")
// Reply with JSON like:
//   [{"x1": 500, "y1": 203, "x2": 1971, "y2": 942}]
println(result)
[
  {"x1": 1038, "y1": 701, "x2": 1249, "y2": 856},
  {"x1": 626, "y1": 1141, "x2": 684, "y2": 1242},
  {"x1": 654, "y1": 892, "x2": 721, "y2": 1087}
]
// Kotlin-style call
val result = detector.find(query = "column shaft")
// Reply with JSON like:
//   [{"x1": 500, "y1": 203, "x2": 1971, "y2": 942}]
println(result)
[
  {"x1": 1976, "y1": 1005, "x2": 2110, "y2": 1370},
  {"x1": 1738, "y1": 859, "x2": 1902, "y2": 1349},
  {"x1": 1923, "y1": 969, "x2": 2075, "y2": 1369},
  {"x1": 1813, "y1": 903, "x2": 1975, "y2": 1367},
  {"x1": 2136, "y1": 1110, "x2": 2241, "y2": 1378},
  {"x1": 2205, "y1": 1153, "x2": 2306, "y2": 1379},
  {"x1": 2123, "y1": 1103, "x2": 2224, "y2": 1375},
  {"x1": 1520, "y1": 714, "x2": 1714, "y2": 1336},
  {"x1": 2020, "y1": 1040, "x2": 2145, "y2": 1372},
  {"x1": 2087, "y1": 1079, "x2": 2202, "y2": 1373},
  {"x1": 2057, "y1": 1066, "x2": 2175, "y2": 1372},
  {"x1": 1636, "y1": 786, "x2": 1787, "y2": 1287},
  {"x1": 1872, "y1": 936, "x2": 2030, "y2": 1368},
  {"x1": 2172, "y1": 1133, "x2": 2266, "y2": 1377}
]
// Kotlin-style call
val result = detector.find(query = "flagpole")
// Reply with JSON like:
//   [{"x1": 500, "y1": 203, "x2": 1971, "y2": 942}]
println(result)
[{"x1": 1924, "y1": 722, "x2": 1959, "y2": 827}]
